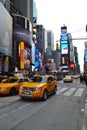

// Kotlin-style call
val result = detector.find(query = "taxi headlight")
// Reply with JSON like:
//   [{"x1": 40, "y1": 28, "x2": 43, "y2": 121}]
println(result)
[
  {"x1": 0, "y1": 87, "x2": 8, "y2": 90},
  {"x1": 31, "y1": 87, "x2": 40, "y2": 91},
  {"x1": 20, "y1": 86, "x2": 24, "y2": 90}
]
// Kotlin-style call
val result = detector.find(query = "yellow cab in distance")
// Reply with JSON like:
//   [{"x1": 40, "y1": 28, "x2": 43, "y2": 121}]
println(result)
[
  {"x1": 19, "y1": 74, "x2": 57, "y2": 100},
  {"x1": 0, "y1": 76, "x2": 30, "y2": 96},
  {"x1": 63, "y1": 75, "x2": 73, "y2": 83}
]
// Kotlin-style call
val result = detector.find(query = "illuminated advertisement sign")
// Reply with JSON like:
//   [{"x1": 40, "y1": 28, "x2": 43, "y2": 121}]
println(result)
[
  {"x1": 70, "y1": 63, "x2": 75, "y2": 70},
  {"x1": 61, "y1": 43, "x2": 68, "y2": 54},
  {"x1": 34, "y1": 47, "x2": 42, "y2": 68},
  {"x1": 85, "y1": 50, "x2": 87, "y2": 62},
  {"x1": 61, "y1": 26, "x2": 67, "y2": 34},
  {"x1": 19, "y1": 42, "x2": 24, "y2": 69},
  {"x1": 13, "y1": 26, "x2": 30, "y2": 44},
  {"x1": 61, "y1": 34, "x2": 68, "y2": 41}
]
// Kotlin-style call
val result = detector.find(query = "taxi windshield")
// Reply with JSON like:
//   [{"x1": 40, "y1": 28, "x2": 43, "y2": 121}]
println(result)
[
  {"x1": 30, "y1": 76, "x2": 46, "y2": 83},
  {"x1": 2, "y1": 78, "x2": 18, "y2": 83}
]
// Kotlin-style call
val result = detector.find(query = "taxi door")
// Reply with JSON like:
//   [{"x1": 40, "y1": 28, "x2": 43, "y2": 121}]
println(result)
[{"x1": 47, "y1": 77, "x2": 54, "y2": 92}]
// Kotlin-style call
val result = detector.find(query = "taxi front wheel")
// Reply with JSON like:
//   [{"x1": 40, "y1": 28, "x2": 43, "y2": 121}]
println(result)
[
  {"x1": 9, "y1": 88, "x2": 16, "y2": 96},
  {"x1": 42, "y1": 90, "x2": 48, "y2": 101}
]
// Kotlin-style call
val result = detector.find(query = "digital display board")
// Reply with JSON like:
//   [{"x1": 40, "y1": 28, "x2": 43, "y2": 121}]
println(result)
[
  {"x1": 61, "y1": 43, "x2": 68, "y2": 54},
  {"x1": 61, "y1": 26, "x2": 67, "y2": 34},
  {"x1": 85, "y1": 50, "x2": 87, "y2": 62},
  {"x1": 13, "y1": 26, "x2": 30, "y2": 44},
  {"x1": 61, "y1": 34, "x2": 68, "y2": 41},
  {"x1": 34, "y1": 47, "x2": 42, "y2": 68}
]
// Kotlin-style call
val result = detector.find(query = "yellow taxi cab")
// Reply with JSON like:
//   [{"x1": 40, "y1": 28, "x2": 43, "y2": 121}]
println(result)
[
  {"x1": 0, "y1": 76, "x2": 30, "y2": 96},
  {"x1": 63, "y1": 75, "x2": 73, "y2": 83},
  {"x1": 19, "y1": 74, "x2": 57, "y2": 100}
]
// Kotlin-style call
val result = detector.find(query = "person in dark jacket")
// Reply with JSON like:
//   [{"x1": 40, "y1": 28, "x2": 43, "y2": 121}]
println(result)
[
  {"x1": 80, "y1": 74, "x2": 83, "y2": 83},
  {"x1": 84, "y1": 74, "x2": 87, "y2": 86}
]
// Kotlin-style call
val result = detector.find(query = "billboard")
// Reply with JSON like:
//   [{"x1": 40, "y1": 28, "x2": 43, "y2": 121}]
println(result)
[
  {"x1": 13, "y1": 26, "x2": 30, "y2": 44},
  {"x1": 19, "y1": 42, "x2": 24, "y2": 69},
  {"x1": 61, "y1": 34, "x2": 68, "y2": 41},
  {"x1": 34, "y1": 47, "x2": 42, "y2": 68},
  {"x1": 61, "y1": 26, "x2": 67, "y2": 34},
  {"x1": 61, "y1": 43, "x2": 68, "y2": 54},
  {"x1": 0, "y1": 2, "x2": 12, "y2": 56},
  {"x1": 85, "y1": 50, "x2": 87, "y2": 62}
]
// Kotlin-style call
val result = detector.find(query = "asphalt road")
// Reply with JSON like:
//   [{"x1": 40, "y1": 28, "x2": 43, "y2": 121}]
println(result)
[{"x1": 0, "y1": 79, "x2": 87, "y2": 130}]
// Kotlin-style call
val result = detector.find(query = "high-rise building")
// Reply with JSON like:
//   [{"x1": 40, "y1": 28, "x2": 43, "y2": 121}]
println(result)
[{"x1": 47, "y1": 30, "x2": 54, "y2": 50}]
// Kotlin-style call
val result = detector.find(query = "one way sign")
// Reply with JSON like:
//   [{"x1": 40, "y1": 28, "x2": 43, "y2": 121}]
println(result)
[{"x1": 33, "y1": 17, "x2": 37, "y2": 23}]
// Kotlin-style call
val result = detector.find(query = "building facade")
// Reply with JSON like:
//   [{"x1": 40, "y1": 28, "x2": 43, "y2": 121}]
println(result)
[{"x1": 0, "y1": 0, "x2": 34, "y2": 75}]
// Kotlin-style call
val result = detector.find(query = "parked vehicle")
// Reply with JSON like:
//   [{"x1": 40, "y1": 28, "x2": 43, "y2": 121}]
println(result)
[{"x1": 19, "y1": 74, "x2": 57, "y2": 100}]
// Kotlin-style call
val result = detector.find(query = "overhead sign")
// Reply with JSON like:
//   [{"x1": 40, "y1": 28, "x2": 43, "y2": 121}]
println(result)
[{"x1": 33, "y1": 17, "x2": 37, "y2": 23}]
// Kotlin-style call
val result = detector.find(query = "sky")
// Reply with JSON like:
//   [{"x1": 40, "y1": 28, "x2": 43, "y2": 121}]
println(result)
[{"x1": 34, "y1": 0, "x2": 87, "y2": 72}]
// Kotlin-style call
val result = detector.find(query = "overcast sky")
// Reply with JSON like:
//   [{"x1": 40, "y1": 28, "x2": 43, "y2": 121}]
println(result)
[{"x1": 34, "y1": 0, "x2": 87, "y2": 72}]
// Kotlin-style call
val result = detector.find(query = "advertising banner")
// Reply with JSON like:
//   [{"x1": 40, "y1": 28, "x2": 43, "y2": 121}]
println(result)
[
  {"x1": 61, "y1": 43, "x2": 68, "y2": 54},
  {"x1": 19, "y1": 42, "x2": 24, "y2": 69}
]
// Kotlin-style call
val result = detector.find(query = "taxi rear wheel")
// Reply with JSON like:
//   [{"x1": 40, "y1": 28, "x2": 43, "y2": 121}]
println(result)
[
  {"x1": 42, "y1": 90, "x2": 48, "y2": 101},
  {"x1": 9, "y1": 88, "x2": 16, "y2": 96}
]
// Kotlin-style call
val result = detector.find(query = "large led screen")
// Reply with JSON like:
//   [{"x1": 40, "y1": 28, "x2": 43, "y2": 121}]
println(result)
[
  {"x1": 85, "y1": 50, "x2": 87, "y2": 62},
  {"x1": 61, "y1": 43, "x2": 68, "y2": 54},
  {"x1": 0, "y1": 2, "x2": 12, "y2": 56}
]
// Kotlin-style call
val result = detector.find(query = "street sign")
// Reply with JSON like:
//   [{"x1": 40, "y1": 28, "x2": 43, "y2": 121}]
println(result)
[{"x1": 33, "y1": 17, "x2": 37, "y2": 23}]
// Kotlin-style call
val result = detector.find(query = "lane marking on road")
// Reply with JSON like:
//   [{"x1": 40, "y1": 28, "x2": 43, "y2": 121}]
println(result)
[
  {"x1": 56, "y1": 87, "x2": 69, "y2": 95},
  {"x1": 12, "y1": 103, "x2": 30, "y2": 112},
  {"x1": 0, "y1": 114, "x2": 7, "y2": 119},
  {"x1": 82, "y1": 118, "x2": 86, "y2": 130},
  {"x1": 74, "y1": 88, "x2": 84, "y2": 97},
  {"x1": 82, "y1": 97, "x2": 87, "y2": 130},
  {"x1": 64, "y1": 88, "x2": 76, "y2": 96},
  {"x1": 18, "y1": 103, "x2": 30, "y2": 110},
  {"x1": 57, "y1": 87, "x2": 61, "y2": 90}
]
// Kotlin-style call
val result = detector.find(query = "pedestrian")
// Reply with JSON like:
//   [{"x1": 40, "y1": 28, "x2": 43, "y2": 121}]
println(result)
[
  {"x1": 80, "y1": 74, "x2": 83, "y2": 83},
  {"x1": 84, "y1": 74, "x2": 87, "y2": 86}
]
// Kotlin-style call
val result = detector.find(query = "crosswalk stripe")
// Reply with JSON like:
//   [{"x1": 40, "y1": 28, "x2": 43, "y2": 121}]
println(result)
[
  {"x1": 56, "y1": 87, "x2": 85, "y2": 97},
  {"x1": 74, "y1": 88, "x2": 84, "y2": 97},
  {"x1": 57, "y1": 87, "x2": 62, "y2": 90},
  {"x1": 63, "y1": 88, "x2": 76, "y2": 96},
  {"x1": 56, "y1": 87, "x2": 69, "y2": 95}
]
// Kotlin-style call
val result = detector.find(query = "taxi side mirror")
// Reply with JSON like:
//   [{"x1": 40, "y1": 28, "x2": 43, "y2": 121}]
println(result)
[{"x1": 48, "y1": 80, "x2": 51, "y2": 83}]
